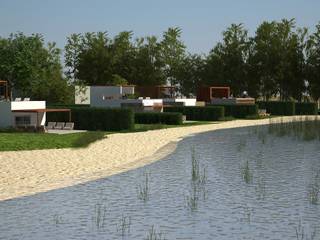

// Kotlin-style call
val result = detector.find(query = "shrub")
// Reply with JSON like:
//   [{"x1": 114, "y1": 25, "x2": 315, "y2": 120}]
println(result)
[
  {"x1": 164, "y1": 106, "x2": 224, "y2": 121},
  {"x1": 135, "y1": 112, "x2": 183, "y2": 125},
  {"x1": 47, "y1": 107, "x2": 134, "y2": 131},
  {"x1": 257, "y1": 101, "x2": 295, "y2": 116},
  {"x1": 295, "y1": 102, "x2": 318, "y2": 115},
  {"x1": 208, "y1": 104, "x2": 258, "y2": 118}
]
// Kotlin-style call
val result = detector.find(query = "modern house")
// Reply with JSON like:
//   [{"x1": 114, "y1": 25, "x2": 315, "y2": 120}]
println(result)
[
  {"x1": 75, "y1": 85, "x2": 197, "y2": 111},
  {"x1": 197, "y1": 86, "x2": 255, "y2": 105},
  {"x1": 0, "y1": 80, "x2": 71, "y2": 129},
  {"x1": 0, "y1": 100, "x2": 47, "y2": 128}
]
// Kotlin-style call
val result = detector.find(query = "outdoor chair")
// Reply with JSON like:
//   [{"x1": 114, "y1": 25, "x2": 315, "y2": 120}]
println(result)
[
  {"x1": 63, "y1": 122, "x2": 74, "y2": 130},
  {"x1": 54, "y1": 122, "x2": 65, "y2": 130},
  {"x1": 23, "y1": 98, "x2": 30, "y2": 101},
  {"x1": 15, "y1": 98, "x2": 22, "y2": 101},
  {"x1": 46, "y1": 122, "x2": 56, "y2": 129}
]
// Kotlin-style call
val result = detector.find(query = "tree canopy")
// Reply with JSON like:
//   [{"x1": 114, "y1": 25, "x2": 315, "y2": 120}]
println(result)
[{"x1": 1, "y1": 20, "x2": 320, "y2": 104}]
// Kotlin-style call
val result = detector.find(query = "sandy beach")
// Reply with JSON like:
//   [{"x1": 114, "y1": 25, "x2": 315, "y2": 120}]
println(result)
[{"x1": 0, "y1": 117, "x2": 309, "y2": 201}]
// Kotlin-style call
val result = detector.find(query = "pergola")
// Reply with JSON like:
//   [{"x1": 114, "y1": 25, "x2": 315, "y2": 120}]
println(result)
[{"x1": 12, "y1": 108, "x2": 71, "y2": 127}]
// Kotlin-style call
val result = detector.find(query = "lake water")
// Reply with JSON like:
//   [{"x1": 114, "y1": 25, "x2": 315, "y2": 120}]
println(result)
[{"x1": 0, "y1": 125, "x2": 320, "y2": 240}]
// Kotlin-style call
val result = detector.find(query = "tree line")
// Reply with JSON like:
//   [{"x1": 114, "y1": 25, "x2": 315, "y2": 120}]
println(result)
[{"x1": 0, "y1": 18, "x2": 319, "y2": 104}]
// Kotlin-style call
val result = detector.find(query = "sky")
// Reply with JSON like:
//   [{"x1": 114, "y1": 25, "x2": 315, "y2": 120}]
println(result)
[{"x1": 0, "y1": 0, "x2": 319, "y2": 54}]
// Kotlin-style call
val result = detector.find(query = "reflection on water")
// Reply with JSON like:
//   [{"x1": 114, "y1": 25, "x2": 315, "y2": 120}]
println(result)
[{"x1": 0, "y1": 126, "x2": 320, "y2": 240}]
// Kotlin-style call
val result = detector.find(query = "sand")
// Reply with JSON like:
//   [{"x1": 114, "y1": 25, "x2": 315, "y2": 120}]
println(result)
[{"x1": 0, "y1": 116, "x2": 311, "y2": 201}]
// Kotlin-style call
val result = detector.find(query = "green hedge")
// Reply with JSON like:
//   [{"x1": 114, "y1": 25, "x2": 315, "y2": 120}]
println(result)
[
  {"x1": 257, "y1": 101, "x2": 295, "y2": 116},
  {"x1": 47, "y1": 107, "x2": 134, "y2": 131},
  {"x1": 208, "y1": 104, "x2": 258, "y2": 118},
  {"x1": 135, "y1": 112, "x2": 183, "y2": 125},
  {"x1": 164, "y1": 106, "x2": 224, "y2": 121},
  {"x1": 295, "y1": 102, "x2": 318, "y2": 115}
]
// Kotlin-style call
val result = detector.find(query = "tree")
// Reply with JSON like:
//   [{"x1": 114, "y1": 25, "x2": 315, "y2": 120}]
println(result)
[
  {"x1": 204, "y1": 24, "x2": 250, "y2": 96},
  {"x1": 160, "y1": 27, "x2": 186, "y2": 86},
  {"x1": 0, "y1": 32, "x2": 71, "y2": 103},
  {"x1": 248, "y1": 19, "x2": 307, "y2": 100},
  {"x1": 130, "y1": 36, "x2": 166, "y2": 86},
  {"x1": 306, "y1": 22, "x2": 320, "y2": 101},
  {"x1": 176, "y1": 54, "x2": 205, "y2": 97}
]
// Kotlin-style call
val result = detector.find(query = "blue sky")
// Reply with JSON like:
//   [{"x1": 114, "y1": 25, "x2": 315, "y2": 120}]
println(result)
[{"x1": 0, "y1": 0, "x2": 319, "y2": 54}]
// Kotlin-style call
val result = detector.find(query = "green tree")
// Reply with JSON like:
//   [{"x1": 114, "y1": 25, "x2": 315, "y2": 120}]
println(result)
[
  {"x1": 204, "y1": 24, "x2": 250, "y2": 96},
  {"x1": 306, "y1": 22, "x2": 320, "y2": 101},
  {"x1": 0, "y1": 32, "x2": 71, "y2": 103},
  {"x1": 176, "y1": 54, "x2": 205, "y2": 97},
  {"x1": 161, "y1": 27, "x2": 186, "y2": 86}
]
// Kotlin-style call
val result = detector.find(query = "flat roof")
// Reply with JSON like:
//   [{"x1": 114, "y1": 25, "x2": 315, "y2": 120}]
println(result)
[{"x1": 12, "y1": 108, "x2": 71, "y2": 113}]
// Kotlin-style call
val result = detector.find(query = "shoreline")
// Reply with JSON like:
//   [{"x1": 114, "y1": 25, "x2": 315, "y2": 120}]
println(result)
[{"x1": 0, "y1": 116, "x2": 313, "y2": 201}]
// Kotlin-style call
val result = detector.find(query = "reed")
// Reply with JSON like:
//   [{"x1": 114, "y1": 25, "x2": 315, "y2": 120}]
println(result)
[
  {"x1": 145, "y1": 225, "x2": 166, "y2": 240},
  {"x1": 241, "y1": 160, "x2": 253, "y2": 184},
  {"x1": 116, "y1": 214, "x2": 131, "y2": 237},
  {"x1": 138, "y1": 172, "x2": 151, "y2": 202},
  {"x1": 93, "y1": 202, "x2": 107, "y2": 230}
]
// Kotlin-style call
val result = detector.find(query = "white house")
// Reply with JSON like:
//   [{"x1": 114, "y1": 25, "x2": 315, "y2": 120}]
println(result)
[
  {"x1": 75, "y1": 85, "x2": 196, "y2": 111},
  {"x1": 0, "y1": 100, "x2": 46, "y2": 128}
]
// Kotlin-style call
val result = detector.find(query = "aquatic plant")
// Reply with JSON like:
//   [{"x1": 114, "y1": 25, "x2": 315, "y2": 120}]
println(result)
[
  {"x1": 93, "y1": 202, "x2": 107, "y2": 230},
  {"x1": 241, "y1": 160, "x2": 253, "y2": 184},
  {"x1": 53, "y1": 214, "x2": 63, "y2": 226},
  {"x1": 138, "y1": 172, "x2": 150, "y2": 202},
  {"x1": 116, "y1": 214, "x2": 131, "y2": 237},
  {"x1": 145, "y1": 225, "x2": 166, "y2": 240},
  {"x1": 308, "y1": 184, "x2": 319, "y2": 205},
  {"x1": 237, "y1": 138, "x2": 247, "y2": 151},
  {"x1": 295, "y1": 220, "x2": 317, "y2": 240},
  {"x1": 255, "y1": 177, "x2": 266, "y2": 200},
  {"x1": 186, "y1": 184, "x2": 200, "y2": 211},
  {"x1": 241, "y1": 205, "x2": 253, "y2": 223},
  {"x1": 308, "y1": 170, "x2": 320, "y2": 205},
  {"x1": 191, "y1": 147, "x2": 207, "y2": 185}
]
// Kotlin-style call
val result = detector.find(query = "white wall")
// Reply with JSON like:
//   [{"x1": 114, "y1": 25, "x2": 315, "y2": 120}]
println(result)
[
  {"x1": 0, "y1": 101, "x2": 46, "y2": 128},
  {"x1": 11, "y1": 101, "x2": 46, "y2": 110},
  {"x1": 0, "y1": 102, "x2": 12, "y2": 128}
]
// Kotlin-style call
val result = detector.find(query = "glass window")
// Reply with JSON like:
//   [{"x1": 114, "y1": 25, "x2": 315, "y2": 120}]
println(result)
[{"x1": 15, "y1": 116, "x2": 31, "y2": 126}]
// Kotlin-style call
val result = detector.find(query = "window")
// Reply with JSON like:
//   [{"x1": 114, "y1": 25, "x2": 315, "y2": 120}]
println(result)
[{"x1": 15, "y1": 116, "x2": 31, "y2": 126}]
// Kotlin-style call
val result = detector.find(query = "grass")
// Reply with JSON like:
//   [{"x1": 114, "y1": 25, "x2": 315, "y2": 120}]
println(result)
[
  {"x1": 0, "y1": 121, "x2": 215, "y2": 151},
  {"x1": 0, "y1": 131, "x2": 107, "y2": 151},
  {"x1": 116, "y1": 214, "x2": 131, "y2": 237},
  {"x1": 137, "y1": 172, "x2": 151, "y2": 202},
  {"x1": 241, "y1": 160, "x2": 253, "y2": 184},
  {"x1": 145, "y1": 225, "x2": 166, "y2": 240}
]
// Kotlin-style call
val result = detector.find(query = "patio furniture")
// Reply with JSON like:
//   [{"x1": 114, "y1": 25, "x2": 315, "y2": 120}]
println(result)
[
  {"x1": 63, "y1": 122, "x2": 74, "y2": 130},
  {"x1": 23, "y1": 98, "x2": 30, "y2": 101},
  {"x1": 46, "y1": 122, "x2": 56, "y2": 129},
  {"x1": 15, "y1": 98, "x2": 22, "y2": 101},
  {"x1": 54, "y1": 122, "x2": 65, "y2": 130}
]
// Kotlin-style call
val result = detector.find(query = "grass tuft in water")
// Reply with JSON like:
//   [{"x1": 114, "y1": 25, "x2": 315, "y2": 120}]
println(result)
[
  {"x1": 138, "y1": 172, "x2": 151, "y2": 202},
  {"x1": 145, "y1": 225, "x2": 166, "y2": 240},
  {"x1": 241, "y1": 160, "x2": 253, "y2": 184},
  {"x1": 116, "y1": 214, "x2": 131, "y2": 237},
  {"x1": 294, "y1": 220, "x2": 317, "y2": 240},
  {"x1": 93, "y1": 202, "x2": 107, "y2": 230}
]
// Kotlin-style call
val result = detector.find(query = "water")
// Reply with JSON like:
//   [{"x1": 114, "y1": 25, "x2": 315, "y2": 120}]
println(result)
[{"x1": 0, "y1": 126, "x2": 320, "y2": 240}]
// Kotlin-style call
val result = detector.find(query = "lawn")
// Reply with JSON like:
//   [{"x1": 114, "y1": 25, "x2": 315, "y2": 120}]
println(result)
[{"x1": 0, "y1": 122, "x2": 215, "y2": 151}]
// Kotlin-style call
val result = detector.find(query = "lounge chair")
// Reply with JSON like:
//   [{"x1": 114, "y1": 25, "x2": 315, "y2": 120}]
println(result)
[
  {"x1": 23, "y1": 98, "x2": 30, "y2": 101},
  {"x1": 54, "y1": 122, "x2": 65, "y2": 130},
  {"x1": 63, "y1": 122, "x2": 74, "y2": 130},
  {"x1": 46, "y1": 122, "x2": 56, "y2": 129},
  {"x1": 15, "y1": 98, "x2": 22, "y2": 101}
]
